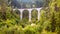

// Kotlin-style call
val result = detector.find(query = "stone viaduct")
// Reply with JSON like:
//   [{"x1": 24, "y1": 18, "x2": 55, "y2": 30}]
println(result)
[{"x1": 13, "y1": 8, "x2": 42, "y2": 21}]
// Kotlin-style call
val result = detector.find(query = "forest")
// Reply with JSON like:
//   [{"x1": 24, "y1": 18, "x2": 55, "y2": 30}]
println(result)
[
  {"x1": 0, "y1": 0, "x2": 60, "y2": 34},
  {"x1": 11, "y1": 0, "x2": 44, "y2": 8}
]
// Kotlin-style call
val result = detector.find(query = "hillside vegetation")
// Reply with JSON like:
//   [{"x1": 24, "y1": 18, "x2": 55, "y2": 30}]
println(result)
[{"x1": 0, "y1": 0, "x2": 60, "y2": 34}]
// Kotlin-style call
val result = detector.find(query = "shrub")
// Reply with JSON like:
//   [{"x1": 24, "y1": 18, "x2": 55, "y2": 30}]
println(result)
[{"x1": 24, "y1": 25, "x2": 43, "y2": 34}]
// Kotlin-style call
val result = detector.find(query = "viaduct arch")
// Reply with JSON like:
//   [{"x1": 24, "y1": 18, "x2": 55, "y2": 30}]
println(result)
[{"x1": 13, "y1": 8, "x2": 42, "y2": 21}]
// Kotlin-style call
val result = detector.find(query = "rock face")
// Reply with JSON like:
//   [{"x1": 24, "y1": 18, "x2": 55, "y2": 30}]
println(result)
[{"x1": 11, "y1": 0, "x2": 44, "y2": 8}]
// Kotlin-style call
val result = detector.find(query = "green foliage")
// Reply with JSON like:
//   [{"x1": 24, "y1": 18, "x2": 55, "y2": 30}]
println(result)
[
  {"x1": 0, "y1": 25, "x2": 24, "y2": 34},
  {"x1": 24, "y1": 25, "x2": 42, "y2": 34},
  {"x1": 31, "y1": 9, "x2": 38, "y2": 20}
]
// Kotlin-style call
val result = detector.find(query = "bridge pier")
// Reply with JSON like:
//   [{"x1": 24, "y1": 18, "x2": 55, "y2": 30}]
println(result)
[
  {"x1": 20, "y1": 10, "x2": 23, "y2": 20},
  {"x1": 28, "y1": 9, "x2": 32, "y2": 22},
  {"x1": 38, "y1": 9, "x2": 40, "y2": 20},
  {"x1": 37, "y1": 8, "x2": 41, "y2": 20}
]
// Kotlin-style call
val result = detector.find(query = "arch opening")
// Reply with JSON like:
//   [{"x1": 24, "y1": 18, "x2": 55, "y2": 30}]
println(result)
[
  {"x1": 22, "y1": 10, "x2": 29, "y2": 21},
  {"x1": 31, "y1": 9, "x2": 38, "y2": 21},
  {"x1": 13, "y1": 10, "x2": 20, "y2": 19}
]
